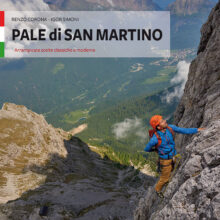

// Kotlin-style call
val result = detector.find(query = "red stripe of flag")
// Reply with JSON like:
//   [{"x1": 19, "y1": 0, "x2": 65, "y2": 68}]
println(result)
[{"x1": 0, "y1": 11, "x2": 4, "y2": 27}]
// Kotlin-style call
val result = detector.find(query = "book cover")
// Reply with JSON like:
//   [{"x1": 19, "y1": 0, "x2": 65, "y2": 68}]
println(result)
[{"x1": 0, "y1": 0, "x2": 219, "y2": 219}]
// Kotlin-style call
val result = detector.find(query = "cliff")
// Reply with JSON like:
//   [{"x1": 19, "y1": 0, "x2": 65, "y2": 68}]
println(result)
[
  {"x1": 0, "y1": 103, "x2": 155, "y2": 219},
  {"x1": 135, "y1": 1, "x2": 220, "y2": 219},
  {"x1": 0, "y1": 103, "x2": 68, "y2": 204}
]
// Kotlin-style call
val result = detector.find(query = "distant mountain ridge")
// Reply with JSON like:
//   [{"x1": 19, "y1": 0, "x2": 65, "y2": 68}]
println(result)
[
  {"x1": 44, "y1": 0, "x2": 160, "y2": 10},
  {"x1": 44, "y1": 0, "x2": 216, "y2": 13},
  {"x1": 167, "y1": 0, "x2": 216, "y2": 15}
]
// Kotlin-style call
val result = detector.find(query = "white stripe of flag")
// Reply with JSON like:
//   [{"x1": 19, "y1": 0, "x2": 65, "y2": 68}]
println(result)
[{"x1": 0, "y1": 27, "x2": 4, "y2": 42}]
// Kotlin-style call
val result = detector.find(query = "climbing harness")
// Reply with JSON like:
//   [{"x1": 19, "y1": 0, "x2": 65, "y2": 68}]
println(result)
[{"x1": 157, "y1": 157, "x2": 173, "y2": 173}]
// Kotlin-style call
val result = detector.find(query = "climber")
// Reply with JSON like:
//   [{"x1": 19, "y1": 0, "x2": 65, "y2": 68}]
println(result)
[{"x1": 144, "y1": 115, "x2": 205, "y2": 198}]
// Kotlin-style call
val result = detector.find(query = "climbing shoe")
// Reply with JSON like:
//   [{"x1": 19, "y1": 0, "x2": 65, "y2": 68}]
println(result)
[{"x1": 156, "y1": 191, "x2": 164, "y2": 198}]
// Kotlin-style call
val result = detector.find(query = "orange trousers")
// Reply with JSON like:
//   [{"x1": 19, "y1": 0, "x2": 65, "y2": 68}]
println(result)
[{"x1": 155, "y1": 159, "x2": 173, "y2": 192}]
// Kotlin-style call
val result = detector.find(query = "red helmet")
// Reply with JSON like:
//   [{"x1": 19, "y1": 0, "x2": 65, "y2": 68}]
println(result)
[{"x1": 150, "y1": 115, "x2": 162, "y2": 129}]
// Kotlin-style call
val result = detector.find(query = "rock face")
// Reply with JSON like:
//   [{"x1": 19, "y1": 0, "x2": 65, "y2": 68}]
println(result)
[
  {"x1": 0, "y1": 103, "x2": 155, "y2": 219},
  {"x1": 0, "y1": 103, "x2": 67, "y2": 204},
  {"x1": 44, "y1": 0, "x2": 160, "y2": 10},
  {"x1": 167, "y1": 0, "x2": 215, "y2": 15},
  {"x1": 135, "y1": 1, "x2": 220, "y2": 220}
]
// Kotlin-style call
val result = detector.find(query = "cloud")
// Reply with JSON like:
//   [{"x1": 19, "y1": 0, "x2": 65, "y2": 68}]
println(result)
[
  {"x1": 2, "y1": 0, "x2": 53, "y2": 57},
  {"x1": 3, "y1": 1, "x2": 69, "y2": 58},
  {"x1": 1, "y1": 0, "x2": 49, "y2": 11},
  {"x1": 162, "y1": 61, "x2": 190, "y2": 103},
  {"x1": 112, "y1": 117, "x2": 147, "y2": 142}
]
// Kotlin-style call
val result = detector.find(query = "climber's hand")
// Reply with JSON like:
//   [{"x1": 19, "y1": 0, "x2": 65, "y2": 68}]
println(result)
[{"x1": 198, "y1": 128, "x2": 205, "y2": 132}]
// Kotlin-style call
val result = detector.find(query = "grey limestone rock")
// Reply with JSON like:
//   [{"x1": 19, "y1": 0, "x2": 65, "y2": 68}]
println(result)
[{"x1": 134, "y1": 1, "x2": 220, "y2": 219}]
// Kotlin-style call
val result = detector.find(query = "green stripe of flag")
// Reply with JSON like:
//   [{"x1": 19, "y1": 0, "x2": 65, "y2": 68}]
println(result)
[{"x1": 0, "y1": 42, "x2": 4, "y2": 58}]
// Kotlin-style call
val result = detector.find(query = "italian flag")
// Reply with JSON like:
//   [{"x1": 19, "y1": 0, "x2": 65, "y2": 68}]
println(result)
[{"x1": 0, "y1": 11, "x2": 5, "y2": 58}]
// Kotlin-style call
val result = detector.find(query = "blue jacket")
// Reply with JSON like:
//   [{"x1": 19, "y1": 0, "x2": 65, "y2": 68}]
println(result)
[{"x1": 144, "y1": 124, "x2": 198, "y2": 159}]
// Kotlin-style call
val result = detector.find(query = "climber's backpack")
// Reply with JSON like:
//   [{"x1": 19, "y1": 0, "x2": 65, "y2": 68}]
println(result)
[
  {"x1": 149, "y1": 126, "x2": 175, "y2": 173},
  {"x1": 148, "y1": 126, "x2": 174, "y2": 151}
]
